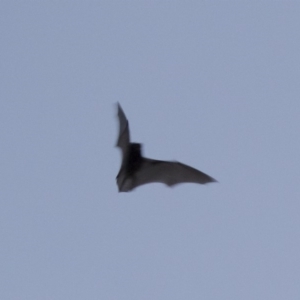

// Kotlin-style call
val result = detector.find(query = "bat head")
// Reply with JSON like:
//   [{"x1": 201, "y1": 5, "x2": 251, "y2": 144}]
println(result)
[
  {"x1": 127, "y1": 143, "x2": 143, "y2": 174},
  {"x1": 116, "y1": 143, "x2": 144, "y2": 192},
  {"x1": 129, "y1": 143, "x2": 142, "y2": 154}
]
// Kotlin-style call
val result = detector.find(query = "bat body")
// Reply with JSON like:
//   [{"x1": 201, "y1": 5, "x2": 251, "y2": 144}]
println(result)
[{"x1": 115, "y1": 103, "x2": 216, "y2": 192}]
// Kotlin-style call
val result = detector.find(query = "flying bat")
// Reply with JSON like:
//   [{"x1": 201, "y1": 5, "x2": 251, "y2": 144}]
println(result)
[{"x1": 115, "y1": 103, "x2": 216, "y2": 192}]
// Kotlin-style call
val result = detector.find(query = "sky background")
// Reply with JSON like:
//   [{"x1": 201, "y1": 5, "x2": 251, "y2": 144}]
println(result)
[{"x1": 1, "y1": 2, "x2": 300, "y2": 300}]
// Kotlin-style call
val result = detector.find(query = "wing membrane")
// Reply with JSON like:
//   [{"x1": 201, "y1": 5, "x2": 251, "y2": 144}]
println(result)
[
  {"x1": 132, "y1": 158, "x2": 216, "y2": 189},
  {"x1": 116, "y1": 103, "x2": 130, "y2": 159}
]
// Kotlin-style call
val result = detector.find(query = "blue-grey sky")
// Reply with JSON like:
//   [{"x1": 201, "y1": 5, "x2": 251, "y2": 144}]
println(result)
[{"x1": 1, "y1": 2, "x2": 300, "y2": 299}]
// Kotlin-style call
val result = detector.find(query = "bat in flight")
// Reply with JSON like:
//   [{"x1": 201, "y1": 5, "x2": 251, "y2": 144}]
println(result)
[{"x1": 115, "y1": 103, "x2": 216, "y2": 192}]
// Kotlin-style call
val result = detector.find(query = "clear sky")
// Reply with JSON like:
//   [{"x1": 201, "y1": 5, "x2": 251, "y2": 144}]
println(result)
[{"x1": 1, "y1": 2, "x2": 300, "y2": 300}]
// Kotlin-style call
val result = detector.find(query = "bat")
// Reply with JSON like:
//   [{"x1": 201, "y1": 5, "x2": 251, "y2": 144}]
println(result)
[{"x1": 115, "y1": 103, "x2": 217, "y2": 192}]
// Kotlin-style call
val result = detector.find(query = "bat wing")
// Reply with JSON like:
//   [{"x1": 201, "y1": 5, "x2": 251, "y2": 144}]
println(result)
[
  {"x1": 132, "y1": 158, "x2": 216, "y2": 190},
  {"x1": 116, "y1": 103, "x2": 130, "y2": 159}
]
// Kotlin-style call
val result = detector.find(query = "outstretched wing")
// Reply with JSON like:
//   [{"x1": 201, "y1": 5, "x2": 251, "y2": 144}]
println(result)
[
  {"x1": 132, "y1": 158, "x2": 216, "y2": 190},
  {"x1": 116, "y1": 103, "x2": 130, "y2": 159}
]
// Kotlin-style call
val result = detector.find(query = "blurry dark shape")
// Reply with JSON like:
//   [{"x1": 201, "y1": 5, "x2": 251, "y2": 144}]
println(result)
[{"x1": 115, "y1": 103, "x2": 216, "y2": 192}]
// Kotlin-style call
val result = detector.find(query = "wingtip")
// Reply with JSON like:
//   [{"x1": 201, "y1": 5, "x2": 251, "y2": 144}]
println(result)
[
  {"x1": 209, "y1": 177, "x2": 218, "y2": 183},
  {"x1": 116, "y1": 102, "x2": 125, "y2": 116}
]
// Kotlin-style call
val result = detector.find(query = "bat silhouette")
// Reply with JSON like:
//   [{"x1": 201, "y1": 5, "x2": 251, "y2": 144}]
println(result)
[{"x1": 115, "y1": 103, "x2": 216, "y2": 192}]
